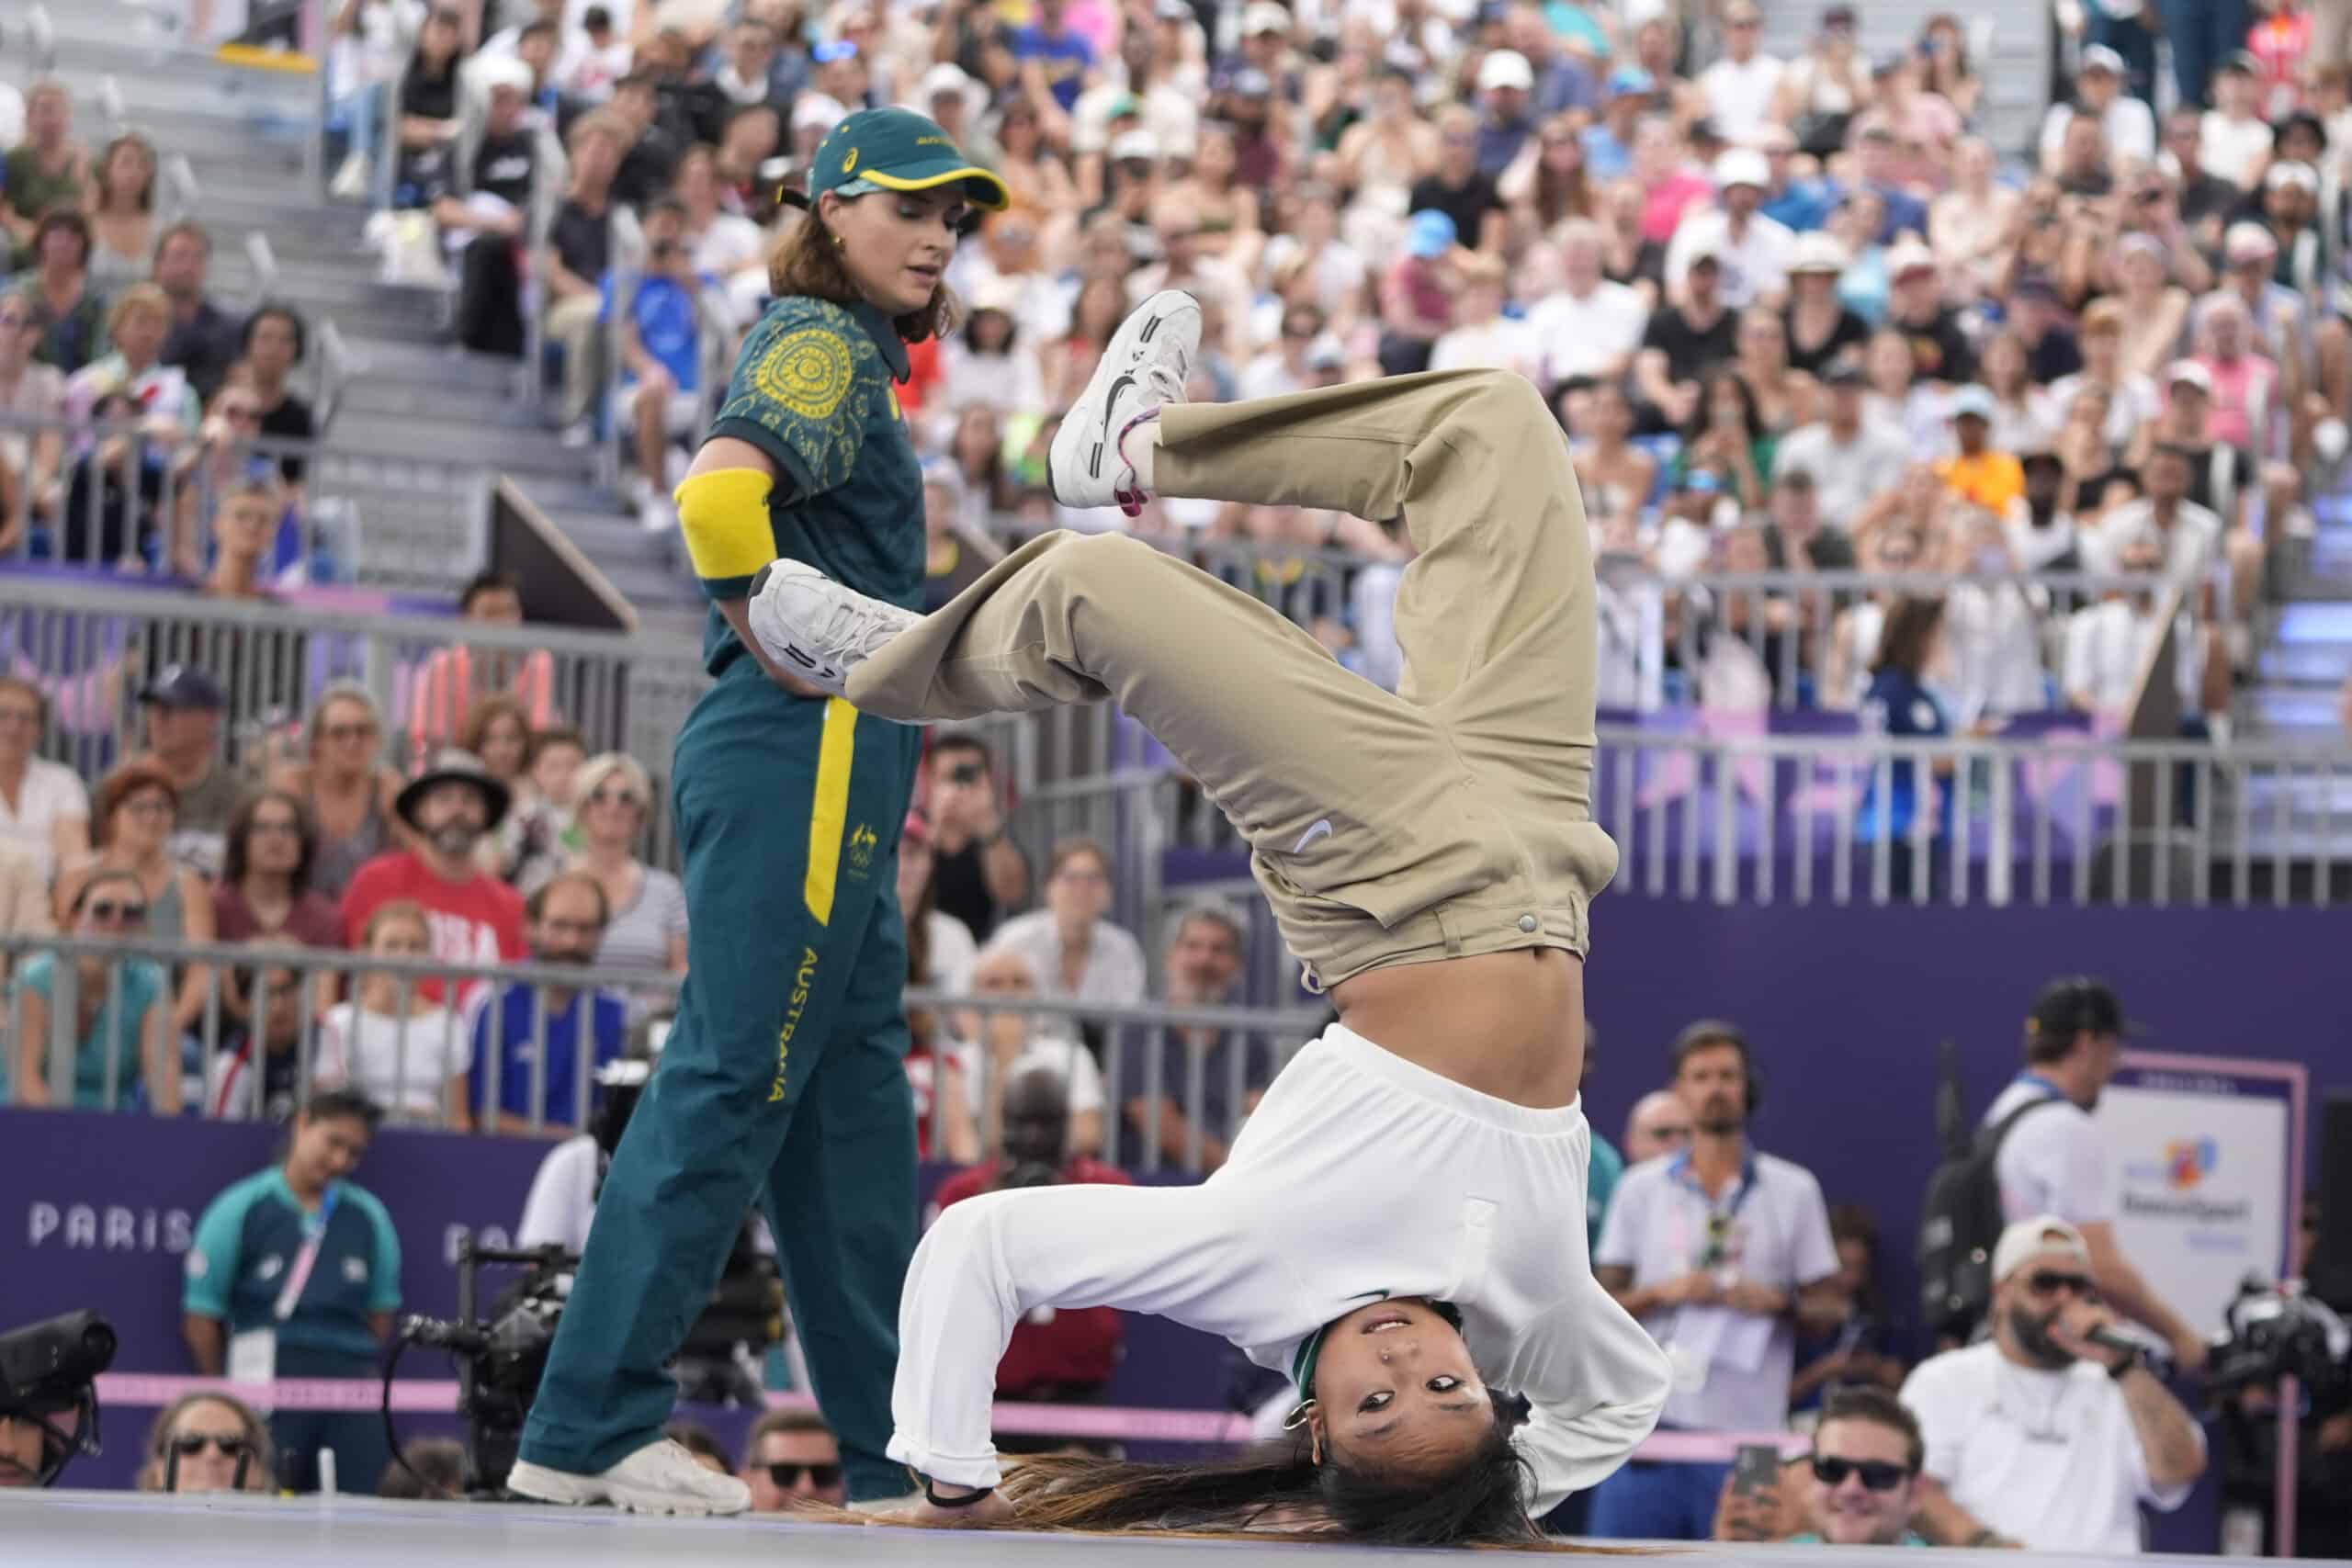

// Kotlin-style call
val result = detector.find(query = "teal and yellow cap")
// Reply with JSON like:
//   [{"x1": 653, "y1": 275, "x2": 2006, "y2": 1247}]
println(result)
[{"x1": 796, "y1": 106, "x2": 1010, "y2": 213}]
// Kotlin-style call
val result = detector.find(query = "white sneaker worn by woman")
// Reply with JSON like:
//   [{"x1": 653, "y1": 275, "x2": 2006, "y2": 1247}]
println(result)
[
  {"x1": 507, "y1": 1438, "x2": 751, "y2": 1515},
  {"x1": 1048, "y1": 289, "x2": 1200, "y2": 515},
  {"x1": 744, "y1": 558, "x2": 920, "y2": 699}
]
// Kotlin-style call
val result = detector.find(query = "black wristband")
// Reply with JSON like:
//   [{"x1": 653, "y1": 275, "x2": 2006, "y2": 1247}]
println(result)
[
  {"x1": 2109, "y1": 1349, "x2": 2147, "y2": 1381},
  {"x1": 924, "y1": 1481, "x2": 996, "y2": 1508}
]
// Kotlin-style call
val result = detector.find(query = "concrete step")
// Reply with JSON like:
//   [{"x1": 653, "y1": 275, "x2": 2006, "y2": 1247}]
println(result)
[
  {"x1": 2255, "y1": 641, "x2": 2352, "y2": 684},
  {"x1": 325, "y1": 414, "x2": 590, "y2": 479},
  {"x1": 2237, "y1": 684, "x2": 2347, "y2": 733},
  {"x1": 340, "y1": 335, "x2": 524, "y2": 395}
]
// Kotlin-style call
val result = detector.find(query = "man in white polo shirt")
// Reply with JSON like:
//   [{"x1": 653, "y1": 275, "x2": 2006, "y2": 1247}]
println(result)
[
  {"x1": 1901, "y1": 1216, "x2": 2207, "y2": 1552},
  {"x1": 1980, "y1": 978, "x2": 2207, "y2": 1371},
  {"x1": 1591, "y1": 1021, "x2": 1842, "y2": 1540}
]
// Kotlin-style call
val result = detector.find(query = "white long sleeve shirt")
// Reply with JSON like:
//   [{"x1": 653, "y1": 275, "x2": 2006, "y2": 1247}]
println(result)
[{"x1": 888, "y1": 1022, "x2": 1671, "y2": 1512}]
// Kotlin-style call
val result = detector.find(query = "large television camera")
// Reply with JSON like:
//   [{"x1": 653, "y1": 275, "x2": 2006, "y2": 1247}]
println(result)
[
  {"x1": 391, "y1": 1227, "x2": 783, "y2": 1495},
  {"x1": 2207, "y1": 1276, "x2": 2351, "y2": 1401},
  {"x1": 0, "y1": 1311, "x2": 119, "y2": 1488}
]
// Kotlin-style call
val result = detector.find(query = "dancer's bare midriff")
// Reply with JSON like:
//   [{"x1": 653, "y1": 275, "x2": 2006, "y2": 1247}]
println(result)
[{"x1": 1331, "y1": 946, "x2": 1586, "y2": 1111}]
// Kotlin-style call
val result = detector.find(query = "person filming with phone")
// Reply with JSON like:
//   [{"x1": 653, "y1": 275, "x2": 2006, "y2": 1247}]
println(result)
[
  {"x1": 921, "y1": 734, "x2": 1029, "y2": 942},
  {"x1": 1713, "y1": 1386, "x2": 1931, "y2": 1546}
]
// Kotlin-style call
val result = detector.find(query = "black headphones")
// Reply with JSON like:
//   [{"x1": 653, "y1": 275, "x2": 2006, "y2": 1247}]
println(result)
[
  {"x1": 1669, "y1": 1020, "x2": 1764, "y2": 1117},
  {"x1": 241, "y1": 302, "x2": 308, "y2": 363}
]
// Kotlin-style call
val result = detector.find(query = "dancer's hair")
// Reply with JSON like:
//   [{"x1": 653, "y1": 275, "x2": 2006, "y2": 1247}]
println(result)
[{"x1": 997, "y1": 1389, "x2": 1542, "y2": 1544}]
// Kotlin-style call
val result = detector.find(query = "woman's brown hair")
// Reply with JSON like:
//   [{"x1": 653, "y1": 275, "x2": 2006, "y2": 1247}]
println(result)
[
  {"x1": 1871, "y1": 595, "x2": 1947, "y2": 680},
  {"x1": 92, "y1": 760, "x2": 179, "y2": 848},
  {"x1": 458, "y1": 693, "x2": 531, "y2": 766},
  {"x1": 95, "y1": 132, "x2": 158, "y2": 212},
  {"x1": 765, "y1": 204, "x2": 959, "y2": 344}
]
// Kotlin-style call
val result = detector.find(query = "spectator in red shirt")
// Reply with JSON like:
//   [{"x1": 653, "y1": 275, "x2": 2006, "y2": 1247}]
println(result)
[
  {"x1": 929, "y1": 1066, "x2": 1129, "y2": 1403},
  {"x1": 339, "y1": 750, "x2": 526, "y2": 999}
]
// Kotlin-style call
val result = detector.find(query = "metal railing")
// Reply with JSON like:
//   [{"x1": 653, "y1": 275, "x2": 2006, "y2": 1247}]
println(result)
[
  {"x1": 0, "y1": 409, "x2": 332, "y2": 580},
  {"x1": 1013, "y1": 726, "x2": 2352, "y2": 911},
  {"x1": 989, "y1": 535, "x2": 2195, "y2": 716},
  {"x1": 1589, "y1": 726, "x2": 2352, "y2": 908},
  {"x1": 0, "y1": 933, "x2": 1325, "y2": 1175},
  {"x1": 0, "y1": 572, "x2": 667, "y2": 776}
]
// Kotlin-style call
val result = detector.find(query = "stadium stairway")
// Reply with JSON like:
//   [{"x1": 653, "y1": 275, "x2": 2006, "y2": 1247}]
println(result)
[{"x1": 14, "y1": 0, "x2": 708, "y2": 649}]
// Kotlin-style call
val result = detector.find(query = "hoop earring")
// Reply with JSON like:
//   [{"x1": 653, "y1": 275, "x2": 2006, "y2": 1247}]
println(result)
[{"x1": 1281, "y1": 1398, "x2": 1317, "y2": 1431}]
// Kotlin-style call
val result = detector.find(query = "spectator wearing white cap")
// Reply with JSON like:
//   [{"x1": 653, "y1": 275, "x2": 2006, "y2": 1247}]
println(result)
[
  {"x1": 1779, "y1": 230, "x2": 1869, "y2": 375},
  {"x1": 1663, "y1": 149, "x2": 1793, "y2": 310},
  {"x1": 2255, "y1": 160, "x2": 2333, "y2": 301},
  {"x1": 917, "y1": 62, "x2": 1001, "y2": 173},
  {"x1": 2201, "y1": 51, "x2": 2275, "y2": 189},
  {"x1": 1526, "y1": 218, "x2": 1650, "y2": 389},
  {"x1": 1899, "y1": 1216, "x2": 2206, "y2": 1553},
  {"x1": 2039, "y1": 46, "x2": 2155, "y2": 176},
  {"x1": 2200, "y1": 222, "x2": 2311, "y2": 379},
  {"x1": 1697, "y1": 0, "x2": 1782, "y2": 147},
  {"x1": 1474, "y1": 49, "x2": 1540, "y2": 179}
]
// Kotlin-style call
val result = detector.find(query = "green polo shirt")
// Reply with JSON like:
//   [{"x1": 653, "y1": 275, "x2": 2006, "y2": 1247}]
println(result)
[
  {"x1": 184, "y1": 1169, "x2": 401, "y2": 1362},
  {"x1": 699, "y1": 294, "x2": 925, "y2": 674}
]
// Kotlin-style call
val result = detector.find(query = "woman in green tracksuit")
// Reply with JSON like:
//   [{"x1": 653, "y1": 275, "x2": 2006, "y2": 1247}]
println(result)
[{"x1": 510, "y1": 107, "x2": 1008, "y2": 1517}]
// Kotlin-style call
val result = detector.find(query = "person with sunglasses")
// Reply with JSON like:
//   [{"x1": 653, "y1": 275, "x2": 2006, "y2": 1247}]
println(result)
[
  {"x1": 1711, "y1": 1384, "x2": 1931, "y2": 1545},
  {"x1": 6, "y1": 865, "x2": 175, "y2": 1111},
  {"x1": 1900, "y1": 1215, "x2": 2207, "y2": 1552},
  {"x1": 134, "y1": 1393, "x2": 275, "y2": 1494},
  {"x1": 740, "y1": 1410, "x2": 847, "y2": 1510}
]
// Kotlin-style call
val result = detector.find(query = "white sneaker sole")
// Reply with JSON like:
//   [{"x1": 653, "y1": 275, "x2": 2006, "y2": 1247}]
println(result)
[
  {"x1": 1048, "y1": 288, "x2": 1198, "y2": 510},
  {"x1": 745, "y1": 561, "x2": 853, "y2": 696},
  {"x1": 507, "y1": 1458, "x2": 750, "y2": 1517}
]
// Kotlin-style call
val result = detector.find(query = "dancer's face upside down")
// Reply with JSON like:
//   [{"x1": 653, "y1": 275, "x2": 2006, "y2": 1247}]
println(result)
[{"x1": 1306, "y1": 1298, "x2": 1494, "y2": 1474}]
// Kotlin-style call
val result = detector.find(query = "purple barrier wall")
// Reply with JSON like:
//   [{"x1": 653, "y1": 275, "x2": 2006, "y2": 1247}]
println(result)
[
  {"x1": 7, "y1": 899, "x2": 2336, "y2": 1540},
  {"x1": 0, "y1": 1111, "x2": 1238, "y2": 1491}
]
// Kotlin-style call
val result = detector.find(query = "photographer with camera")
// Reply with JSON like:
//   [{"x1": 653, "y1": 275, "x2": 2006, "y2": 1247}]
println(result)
[
  {"x1": 183, "y1": 1088, "x2": 401, "y2": 1493},
  {"x1": 0, "y1": 1309, "x2": 119, "y2": 1489},
  {"x1": 929, "y1": 1066, "x2": 1129, "y2": 1405},
  {"x1": 1900, "y1": 1216, "x2": 2206, "y2": 1552}
]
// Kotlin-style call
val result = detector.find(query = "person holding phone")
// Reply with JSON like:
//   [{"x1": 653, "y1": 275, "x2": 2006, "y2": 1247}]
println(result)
[
  {"x1": 920, "y1": 732, "x2": 1029, "y2": 942},
  {"x1": 1713, "y1": 1387, "x2": 1932, "y2": 1544}
]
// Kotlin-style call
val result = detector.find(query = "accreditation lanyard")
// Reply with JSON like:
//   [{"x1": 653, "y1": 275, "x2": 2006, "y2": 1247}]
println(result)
[
  {"x1": 273, "y1": 1185, "x2": 342, "y2": 1323},
  {"x1": 1668, "y1": 1150, "x2": 1758, "y2": 1271}
]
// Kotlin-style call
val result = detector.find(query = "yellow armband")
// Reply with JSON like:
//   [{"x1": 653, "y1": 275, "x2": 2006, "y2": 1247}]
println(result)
[{"x1": 676, "y1": 467, "x2": 777, "y2": 592}]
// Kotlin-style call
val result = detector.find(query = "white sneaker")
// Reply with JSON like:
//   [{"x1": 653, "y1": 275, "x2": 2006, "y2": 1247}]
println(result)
[
  {"x1": 507, "y1": 1439, "x2": 751, "y2": 1516},
  {"x1": 1048, "y1": 288, "x2": 1199, "y2": 515},
  {"x1": 745, "y1": 559, "x2": 920, "y2": 698},
  {"x1": 560, "y1": 419, "x2": 596, "y2": 449}
]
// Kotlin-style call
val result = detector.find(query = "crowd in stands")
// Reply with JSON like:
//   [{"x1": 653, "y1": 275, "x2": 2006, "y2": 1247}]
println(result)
[
  {"x1": 10, "y1": 0, "x2": 2352, "y2": 1529},
  {"x1": 0, "y1": 75, "x2": 323, "y2": 580},
  {"x1": 333, "y1": 0, "x2": 2349, "y2": 733}
]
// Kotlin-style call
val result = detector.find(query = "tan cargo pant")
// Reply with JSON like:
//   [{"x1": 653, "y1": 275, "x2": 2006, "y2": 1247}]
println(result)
[{"x1": 848, "y1": 368, "x2": 1619, "y2": 989}]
